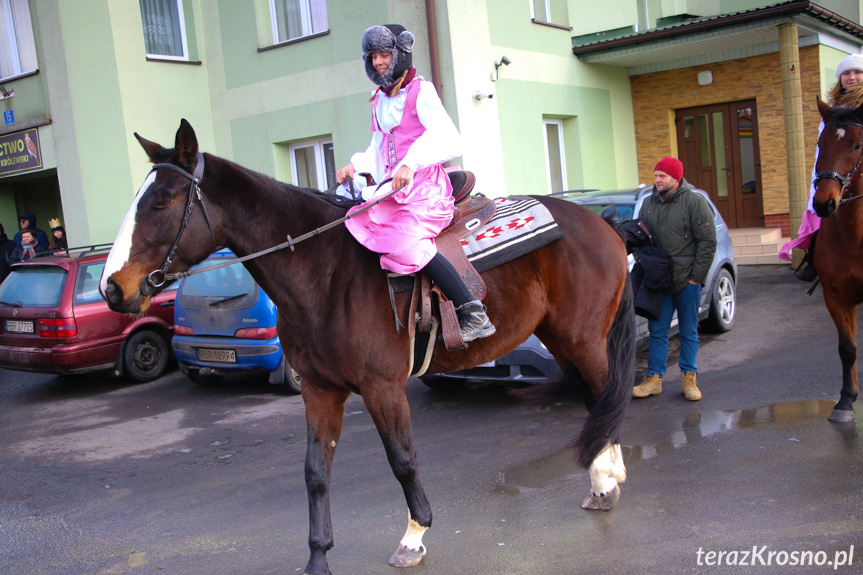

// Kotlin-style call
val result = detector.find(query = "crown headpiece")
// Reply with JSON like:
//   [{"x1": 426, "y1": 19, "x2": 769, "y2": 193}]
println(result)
[{"x1": 49, "y1": 218, "x2": 61, "y2": 229}]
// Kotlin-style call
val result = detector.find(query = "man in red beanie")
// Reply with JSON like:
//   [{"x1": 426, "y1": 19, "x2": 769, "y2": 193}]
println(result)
[{"x1": 632, "y1": 156, "x2": 716, "y2": 401}]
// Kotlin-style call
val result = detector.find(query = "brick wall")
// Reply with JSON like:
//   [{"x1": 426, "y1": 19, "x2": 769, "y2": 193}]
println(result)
[{"x1": 630, "y1": 46, "x2": 821, "y2": 228}]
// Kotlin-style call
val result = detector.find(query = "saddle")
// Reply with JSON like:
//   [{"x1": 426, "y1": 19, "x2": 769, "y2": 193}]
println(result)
[{"x1": 407, "y1": 170, "x2": 496, "y2": 369}]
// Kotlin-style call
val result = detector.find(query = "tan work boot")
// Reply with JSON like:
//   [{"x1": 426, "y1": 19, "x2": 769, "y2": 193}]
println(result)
[
  {"x1": 632, "y1": 374, "x2": 662, "y2": 398},
  {"x1": 681, "y1": 371, "x2": 702, "y2": 401}
]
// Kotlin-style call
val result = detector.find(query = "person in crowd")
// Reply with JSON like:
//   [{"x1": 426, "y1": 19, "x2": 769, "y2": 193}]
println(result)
[
  {"x1": 780, "y1": 53, "x2": 863, "y2": 281},
  {"x1": 631, "y1": 157, "x2": 717, "y2": 401},
  {"x1": 0, "y1": 222, "x2": 15, "y2": 282},
  {"x1": 13, "y1": 213, "x2": 49, "y2": 252},
  {"x1": 9, "y1": 228, "x2": 45, "y2": 263},
  {"x1": 335, "y1": 24, "x2": 494, "y2": 344},
  {"x1": 49, "y1": 218, "x2": 68, "y2": 253}
]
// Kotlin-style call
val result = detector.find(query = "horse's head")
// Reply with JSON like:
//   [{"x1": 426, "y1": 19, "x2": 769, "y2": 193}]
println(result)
[
  {"x1": 101, "y1": 120, "x2": 220, "y2": 314},
  {"x1": 813, "y1": 97, "x2": 863, "y2": 218}
]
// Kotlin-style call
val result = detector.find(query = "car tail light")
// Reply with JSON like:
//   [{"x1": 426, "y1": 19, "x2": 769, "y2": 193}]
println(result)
[
  {"x1": 234, "y1": 326, "x2": 278, "y2": 339},
  {"x1": 174, "y1": 324, "x2": 195, "y2": 336},
  {"x1": 39, "y1": 318, "x2": 77, "y2": 338}
]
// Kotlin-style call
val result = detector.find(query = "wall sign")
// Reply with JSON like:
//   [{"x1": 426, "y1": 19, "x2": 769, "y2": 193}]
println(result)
[{"x1": 0, "y1": 128, "x2": 42, "y2": 177}]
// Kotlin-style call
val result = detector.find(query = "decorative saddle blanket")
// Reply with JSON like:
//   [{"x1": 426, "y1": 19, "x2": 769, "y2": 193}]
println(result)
[
  {"x1": 390, "y1": 194, "x2": 564, "y2": 293},
  {"x1": 461, "y1": 195, "x2": 564, "y2": 272}
]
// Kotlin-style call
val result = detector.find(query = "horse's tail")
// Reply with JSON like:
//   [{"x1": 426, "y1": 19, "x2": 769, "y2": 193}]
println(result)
[
  {"x1": 512, "y1": 274, "x2": 635, "y2": 468},
  {"x1": 575, "y1": 273, "x2": 635, "y2": 468}
]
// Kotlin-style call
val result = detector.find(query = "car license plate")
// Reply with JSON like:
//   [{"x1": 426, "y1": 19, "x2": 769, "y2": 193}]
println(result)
[
  {"x1": 4, "y1": 320, "x2": 34, "y2": 334},
  {"x1": 198, "y1": 348, "x2": 236, "y2": 363}
]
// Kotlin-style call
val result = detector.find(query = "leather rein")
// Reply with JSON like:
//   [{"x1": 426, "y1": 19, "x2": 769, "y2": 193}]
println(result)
[
  {"x1": 813, "y1": 121, "x2": 863, "y2": 207},
  {"x1": 142, "y1": 157, "x2": 399, "y2": 292}
]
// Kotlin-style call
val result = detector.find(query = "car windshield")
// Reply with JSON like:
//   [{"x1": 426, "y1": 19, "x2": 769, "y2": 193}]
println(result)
[
  {"x1": 0, "y1": 266, "x2": 67, "y2": 307},
  {"x1": 555, "y1": 190, "x2": 640, "y2": 223},
  {"x1": 178, "y1": 257, "x2": 258, "y2": 310}
]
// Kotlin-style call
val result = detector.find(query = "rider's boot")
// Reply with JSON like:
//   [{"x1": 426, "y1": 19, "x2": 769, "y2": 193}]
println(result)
[
  {"x1": 795, "y1": 231, "x2": 818, "y2": 282},
  {"x1": 455, "y1": 300, "x2": 496, "y2": 343}
]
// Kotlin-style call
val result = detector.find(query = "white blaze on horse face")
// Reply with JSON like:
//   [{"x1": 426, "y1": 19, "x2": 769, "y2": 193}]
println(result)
[
  {"x1": 836, "y1": 128, "x2": 846, "y2": 140},
  {"x1": 588, "y1": 443, "x2": 626, "y2": 496},
  {"x1": 100, "y1": 171, "x2": 158, "y2": 294}
]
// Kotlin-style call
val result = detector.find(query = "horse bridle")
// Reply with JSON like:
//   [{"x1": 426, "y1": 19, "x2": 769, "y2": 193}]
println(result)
[
  {"x1": 139, "y1": 160, "x2": 405, "y2": 293},
  {"x1": 141, "y1": 153, "x2": 216, "y2": 295},
  {"x1": 813, "y1": 121, "x2": 863, "y2": 206}
]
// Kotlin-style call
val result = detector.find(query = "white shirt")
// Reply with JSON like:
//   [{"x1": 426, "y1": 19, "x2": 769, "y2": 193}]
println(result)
[{"x1": 350, "y1": 79, "x2": 461, "y2": 182}]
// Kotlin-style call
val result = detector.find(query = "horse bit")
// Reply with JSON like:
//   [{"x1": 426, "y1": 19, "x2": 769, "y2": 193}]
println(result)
[{"x1": 813, "y1": 121, "x2": 863, "y2": 206}]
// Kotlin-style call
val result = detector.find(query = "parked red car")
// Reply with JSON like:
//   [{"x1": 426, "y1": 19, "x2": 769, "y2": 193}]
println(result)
[{"x1": 0, "y1": 245, "x2": 176, "y2": 381}]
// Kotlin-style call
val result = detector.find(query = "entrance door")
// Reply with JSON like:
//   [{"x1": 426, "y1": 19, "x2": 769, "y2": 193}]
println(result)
[{"x1": 675, "y1": 100, "x2": 763, "y2": 228}]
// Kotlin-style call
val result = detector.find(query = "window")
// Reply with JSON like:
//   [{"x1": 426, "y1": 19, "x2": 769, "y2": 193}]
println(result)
[
  {"x1": 0, "y1": 0, "x2": 36, "y2": 80},
  {"x1": 74, "y1": 263, "x2": 106, "y2": 306},
  {"x1": 270, "y1": 0, "x2": 328, "y2": 44},
  {"x1": 543, "y1": 119, "x2": 567, "y2": 194},
  {"x1": 139, "y1": 0, "x2": 188, "y2": 60},
  {"x1": 531, "y1": 0, "x2": 551, "y2": 22},
  {"x1": 289, "y1": 138, "x2": 335, "y2": 190}
]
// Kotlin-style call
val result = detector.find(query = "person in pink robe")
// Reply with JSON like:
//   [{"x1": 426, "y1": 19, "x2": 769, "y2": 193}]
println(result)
[
  {"x1": 336, "y1": 24, "x2": 494, "y2": 343},
  {"x1": 781, "y1": 53, "x2": 863, "y2": 281}
]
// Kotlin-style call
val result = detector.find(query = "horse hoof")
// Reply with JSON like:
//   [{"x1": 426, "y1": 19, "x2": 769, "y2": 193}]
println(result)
[
  {"x1": 389, "y1": 544, "x2": 426, "y2": 568},
  {"x1": 828, "y1": 409, "x2": 854, "y2": 423},
  {"x1": 581, "y1": 485, "x2": 620, "y2": 511}
]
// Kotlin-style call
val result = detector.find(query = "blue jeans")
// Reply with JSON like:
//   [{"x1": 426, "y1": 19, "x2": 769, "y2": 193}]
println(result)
[{"x1": 646, "y1": 282, "x2": 702, "y2": 376}]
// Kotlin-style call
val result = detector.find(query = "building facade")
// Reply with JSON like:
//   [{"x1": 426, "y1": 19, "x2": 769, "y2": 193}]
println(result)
[{"x1": 0, "y1": 0, "x2": 860, "y2": 251}]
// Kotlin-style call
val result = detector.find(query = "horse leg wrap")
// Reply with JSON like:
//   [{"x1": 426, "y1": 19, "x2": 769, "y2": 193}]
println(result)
[
  {"x1": 388, "y1": 514, "x2": 428, "y2": 568},
  {"x1": 581, "y1": 444, "x2": 626, "y2": 511}
]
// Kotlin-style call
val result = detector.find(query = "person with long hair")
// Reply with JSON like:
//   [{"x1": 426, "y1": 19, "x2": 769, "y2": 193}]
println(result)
[
  {"x1": 780, "y1": 53, "x2": 863, "y2": 280},
  {"x1": 49, "y1": 218, "x2": 68, "y2": 253}
]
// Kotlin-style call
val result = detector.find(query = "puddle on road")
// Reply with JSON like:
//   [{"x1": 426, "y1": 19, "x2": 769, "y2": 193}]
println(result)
[{"x1": 495, "y1": 399, "x2": 847, "y2": 495}]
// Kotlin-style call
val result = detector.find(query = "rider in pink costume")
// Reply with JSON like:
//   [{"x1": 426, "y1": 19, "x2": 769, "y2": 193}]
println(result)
[
  {"x1": 780, "y1": 53, "x2": 863, "y2": 281},
  {"x1": 336, "y1": 24, "x2": 495, "y2": 343}
]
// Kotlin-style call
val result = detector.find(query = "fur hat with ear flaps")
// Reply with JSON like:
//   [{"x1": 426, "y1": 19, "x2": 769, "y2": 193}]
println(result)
[{"x1": 362, "y1": 24, "x2": 415, "y2": 87}]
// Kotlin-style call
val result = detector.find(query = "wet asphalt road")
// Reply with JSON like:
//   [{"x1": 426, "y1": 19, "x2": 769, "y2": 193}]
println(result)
[{"x1": 1, "y1": 265, "x2": 862, "y2": 575}]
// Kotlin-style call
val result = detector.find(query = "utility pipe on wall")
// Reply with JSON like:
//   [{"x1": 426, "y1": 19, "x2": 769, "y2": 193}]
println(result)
[{"x1": 425, "y1": 0, "x2": 442, "y2": 99}]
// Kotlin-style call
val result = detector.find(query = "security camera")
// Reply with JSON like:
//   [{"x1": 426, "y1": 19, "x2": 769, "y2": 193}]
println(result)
[
  {"x1": 472, "y1": 91, "x2": 494, "y2": 100},
  {"x1": 500, "y1": 56, "x2": 511, "y2": 66}
]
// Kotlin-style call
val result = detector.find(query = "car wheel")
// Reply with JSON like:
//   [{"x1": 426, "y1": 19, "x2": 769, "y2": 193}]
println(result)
[
  {"x1": 703, "y1": 268, "x2": 736, "y2": 333},
  {"x1": 123, "y1": 329, "x2": 169, "y2": 382},
  {"x1": 188, "y1": 369, "x2": 224, "y2": 386},
  {"x1": 419, "y1": 375, "x2": 463, "y2": 391},
  {"x1": 278, "y1": 360, "x2": 302, "y2": 394}
]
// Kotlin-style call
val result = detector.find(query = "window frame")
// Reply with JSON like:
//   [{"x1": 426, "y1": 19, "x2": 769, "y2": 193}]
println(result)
[
  {"x1": 0, "y1": 0, "x2": 37, "y2": 81},
  {"x1": 269, "y1": 0, "x2": 329, "y2": 45},
  {"x1": 288, "y1": 137, "x2": 335, "y2": 191},
  {"x1": 139, "y1": 0, "x2": 190, "y2": 62},
  {"x1": 543, "y1": 119, "x2": 568, "y2": 195},
  {"x1": 530, "y1": 0, "x2": 550, "y2": 22}
]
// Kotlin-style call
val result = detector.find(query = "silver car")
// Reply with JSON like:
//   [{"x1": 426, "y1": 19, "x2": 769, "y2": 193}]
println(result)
[{"x1": 420, "y1": 186, "x2": 738, "y2": 389}]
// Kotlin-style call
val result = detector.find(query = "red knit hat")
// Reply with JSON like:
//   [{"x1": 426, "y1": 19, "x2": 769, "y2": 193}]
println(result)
[{"x1": 654, "y1": 156, "x2": 684, "y2": 182}]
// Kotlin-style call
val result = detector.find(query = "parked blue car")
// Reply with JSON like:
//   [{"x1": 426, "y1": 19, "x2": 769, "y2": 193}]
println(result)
[{"x1": 172, "y1": 249, "x2": 301, "y2": 393}]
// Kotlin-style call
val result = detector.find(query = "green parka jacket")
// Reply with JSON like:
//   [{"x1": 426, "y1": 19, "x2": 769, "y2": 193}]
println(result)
[{"x1": 637, "y1": 179, "x2": 717, "y2": 294}]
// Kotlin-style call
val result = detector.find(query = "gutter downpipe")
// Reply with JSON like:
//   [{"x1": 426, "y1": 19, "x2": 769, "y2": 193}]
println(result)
[
  {"x1": 426, "y1": 0, "x2": 443, "y2": 102},
  {"x1": 779, "y1": 21, "x2": 808, "y2": 268},
  {"x1": 425, "y1": 0, "x2": 442, "y2": 100}
]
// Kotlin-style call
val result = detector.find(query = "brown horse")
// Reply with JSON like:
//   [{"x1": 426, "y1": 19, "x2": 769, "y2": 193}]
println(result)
[
  {"x1": 811, "y1": 98, "x2": 863, "y2": 423},
  {"x1": 100, "y1": 120, "x2": 635, "y2": 575}
]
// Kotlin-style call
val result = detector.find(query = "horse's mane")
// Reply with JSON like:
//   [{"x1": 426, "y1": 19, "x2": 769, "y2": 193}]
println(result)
[{"x1": 204, "y1": 152, "x2": 362, "y2": 212}]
